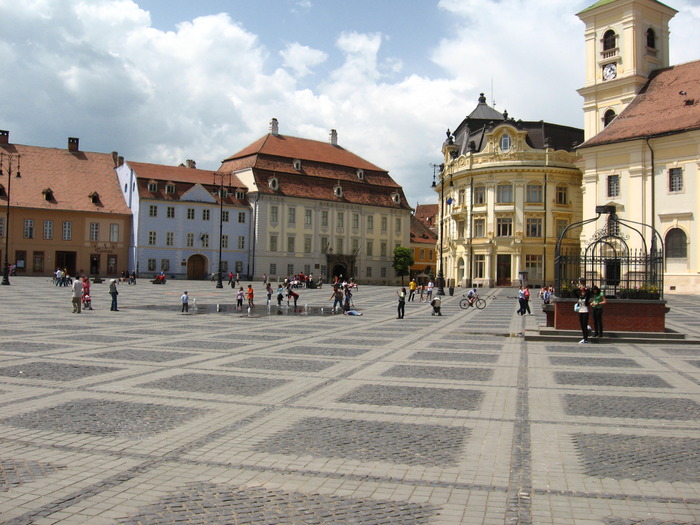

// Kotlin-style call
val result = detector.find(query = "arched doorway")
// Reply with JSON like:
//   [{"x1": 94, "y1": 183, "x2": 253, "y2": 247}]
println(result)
[
  {"x1": 187, "y1": 254, "x2": 208, "y2": 280},
  {"x1": 332, "y1": 264, "x2": 347, "y2": 280}
]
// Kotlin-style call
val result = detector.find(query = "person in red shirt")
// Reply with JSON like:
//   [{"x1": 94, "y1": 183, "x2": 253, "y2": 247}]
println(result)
[{"x1": 246, "y1": 285, "x2": 255, "y2": 309}]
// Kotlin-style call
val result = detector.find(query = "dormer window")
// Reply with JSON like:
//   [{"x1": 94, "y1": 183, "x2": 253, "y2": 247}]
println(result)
[
  {"x1": 89, "y1": 191, "x2": 100, "y2": 204},
  {"x1": 42, "y1": 188, "x2": 54, "y2": 201},
  {"x1": 165, "y1": 182, "x2": 176, "y2": 194},
  {"x1": 147, "y1": 181, "x2": 158, "y2": 192},
  {"x1": 391, "y1": 192, "x2": 400, "y2": 204},
  {"x1": 356, "y1": 169, "x2": 364, "y2": 180},
  {"x1": 293, "y1": 159, "x2": 302, "y2": 171},
  {"x1": 235, "y1": 190, "x2": 246, "y2": 199},
  {"x1": 333, "y1": 184, "x2": 343, "y2": 198},
  {"x1": 269, "y1": 177, "x2": 279, "y2": 191}
]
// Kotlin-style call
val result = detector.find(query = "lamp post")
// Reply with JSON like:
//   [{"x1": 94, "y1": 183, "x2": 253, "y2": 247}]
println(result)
[
  {"x1": 431, "y1": 163, "x2": 453, "y2": 296},
  {"x1": 1, "y1": 152, "x2": 20, "y2": 286},
  {"x1": 213, "y1": 173, "x2": 231, "y2": 289}
]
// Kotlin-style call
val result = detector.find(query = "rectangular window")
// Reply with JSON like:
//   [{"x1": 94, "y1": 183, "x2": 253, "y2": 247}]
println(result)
[
  {"x1": 238, "y1": 236, "x2": 245, "y2": 250},
  {"x1": 321, "y1": 237, "x2": 329, "y2": 253},
  {"x1": 607, "y1": 175, "x2": 619, "y2": 198},
  {"x1": 110, "y1": 224, "x2": 119, "y2": 242},
  {"x1": 90, "y1": 222, "x2": 99, "y2": 242},
  {"x1": 166, "y1": 206, "x2": 175, "y2": 218},
  {"x1": 161, "y1": 259, "x2": 170, "y2": 272},
  {"x1": 380, "y1": 241, "x2": 387, "y2": 257},
  {"x1": 381, "y1": 216, "x2": 388, "y2": 232},
  {"x1": 148, "y1": 231, "x2": 157, "y2": 245},
  {"x1": 473, "y1": 218, "x2": 485, "y2": 237},
  {"x1": 304, "y1": 264, "x2": 311, "y2": 275},
  {"x1": 669, "y1": 167, "x2": 683, "y2": 192},
  {"x1": 62, "y1": 221, "x2": 72, "y2": 240},
  {"x1": 202, "y1": 209, "x2": 210, "y2": 221},
  {"x1": 321, "y1": 210, "x2": 328, "y2": 227},
  {"x1": 305, "y1": 209, "x2": 312, "y2": 225},
  {"x1": 270, "y1": 206, "x2": 278, "y2": 223},
  {"x1": 352, "y1": 213, "x2": 359, "y2": 229},
  {"x1": 557, "y1": 185, "x2": 569, "y2": 204},
  {"x1": 201, "y1": 234, "x2": 209, "y2": 248},
  {"x1": 288, "y1": 207, "x2": 296, "y2": 224},
  {"x1": 496, "y1": 217, "x2": 512, "y2": 237},
  {"x1": 496, "y1": 184, "x2": 513, "y2": 203},
  {"x1": 270, "y1": 235, "x2": 277, "y2": 252},
  {"x1": 419, "y1": 249, "x2": 425, "y2": 260},
  {"x1": 221, "y1": 210, "x2": 229, "y2": 222},
  {"x1": 367, "y1": 215, "x2": 374, "y2": 232},
  {"x1": 166, "y1": 232, "x2": 174, "y2": 246},
  {"x1": 238, "y1": 211, "x2": 246, "y2": 223},
  {"x1": 221, "y1": 260, "x2": 229, "y2": 273},
  {"x1": 287, "y1": 263, "x2": 294, "y2": 276},
  {"x1": 24, "y1": 219, "x2": 34, "y2": 239},
  {"x1": 222, "y1": 235, "x2": 229, "y2": 249},
  {"x1": 352, "y1": 238, "x2": 359, "y2": 253},
  {"x1": 270, "y1": 263, "x2": 277, "y2": 276},
  {"x1": 366, "y1": 266, "x2": 372, "y2": 277},
  {"x1": 147, "y1": 182, "x2": 157, "y2": 192},
  {"x1": 186, "y1": 233, "x2": 194, "y2": 247},
  {"x1": 165, "y1": 183, "x2": 175, "y2": 194},
  {"x1": 473, "y1": 186, "x2": 485, "y2": 205},
  {"x1": 287, "y1": 236, "x2": 295, "y2": 252},
  {"x1": 337, "y1": 212, "x2": 344, "y2": 228},
  {"x1": 43, "y1": 220, "x2": 53, "y2": 240},
  {"x1": 366, "y1": 240, "x2": 373, "y2": 257},
  {"x1": 107, "y1": 255, "x2": 116, "y2": 274},
  {"x1": 395, "y1": 218, "x2": 401, "y2": 232},
  {"x1": 381, "y1": 267, "x2": 387, "y2": 278},
  {"x1": 149, "y1": 205, "x2": 157, "y2": 217},
  {"x1": 148, "y1": 258, "x2": 156, "y2": 271},
  {"x1": 429, "y1": 249, "x2": 433, "y2": 260},
  {"x1": 474, "y1": 254, "x2": 485, "y2": 278},
  {"x1": 556, "y1": 219, "x2": 568, "y2": 239},
  {"x1": 304, "y1": 237, "x2": 312, "y2": 253},
  {"x1": 32, "y1": 251, "x2": 44, "y2": 272},
  {"x1": 525, "y1": 254, "x2": 543, "y2": 282},
  {"x1": 235, "y1": 260, "x2": 243, "y2": 273},
  {"x1": 525, "y1": 217, "x2": 542, "y2": 237},
  {"x1": 526, "y1": 184, "x2": 543, "y2": 203},
  {"x1": 336, "y1": 238, "x2": 343, "y2": 254},
  {"x1": 0, "y1": 217, "x2": 4, "y2": 237},
  {"x1": 187, "y1": 208, "x2": 195, "y2": 220}
]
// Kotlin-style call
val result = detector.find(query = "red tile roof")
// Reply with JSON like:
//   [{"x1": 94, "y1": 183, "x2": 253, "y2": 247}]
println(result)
[
  {"x1": 580, "y1": 60, "x2": 700, "y2": 148},
  {"x1": 219, "y1": 133, "x2": 411, "y2": 210},
  {"x1": 415, "y1": 204, "x2": 438, "y2": 229},
  {"x1": 127, "y1": 161, "x2": 247, "y2": 205},
  {"x1": 410, "y1": 214, "x2": 438, "y2": 245},
  {"x1": 0, "y1": 142, "x2": 130, "y2": 214}
]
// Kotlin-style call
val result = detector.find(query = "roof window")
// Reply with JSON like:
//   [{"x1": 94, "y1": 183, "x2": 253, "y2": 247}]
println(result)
[
  {"x1": 333, "y1": 183, "x2": 343, "y2": 198},
  {"x1": 391, "y1": 192, "x2": 401, "y2": 204},
  {"x1": 356, "y1": 169, "x2": 364, "y2": 180},
  {"x1": 269, "y1": 177, "x2": 279, "y2": 191},
  {"x1": 147, "y1": 181, "x2": 158, "y2": 192},
  {"x1": 42, "y1": 188, "x2": 54, "y2": 201},
  {"x1": 89, "y1": 191, "x2": 100, "y2": 204},
  {"x1": 165, "y1": 182, "x2": 176, "y2": 194},
  {"x1": 293, "y1": 159, "x2": 302, "y2": 171}
]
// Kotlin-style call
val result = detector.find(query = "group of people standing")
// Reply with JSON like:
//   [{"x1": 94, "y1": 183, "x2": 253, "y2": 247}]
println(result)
[
  {"x1": 406, "y1": 279, "x2": 435, "y2": 302},
  {"x1": 397, "y1": 285, "x2": 441, "y2": 318},
  {"x1": 574, "y1": 281, "x2": 606, "y2": 343},
  {"x1": 67, "y1": 275, "x2": 118, "y2": 312}
]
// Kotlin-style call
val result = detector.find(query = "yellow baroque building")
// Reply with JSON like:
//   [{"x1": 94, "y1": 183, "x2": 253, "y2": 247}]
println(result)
[{"x1": 437, "y1": 95, "x2": 584, "y2": 289}]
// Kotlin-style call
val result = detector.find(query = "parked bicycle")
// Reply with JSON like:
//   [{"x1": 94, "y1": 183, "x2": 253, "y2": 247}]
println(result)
[{"x1": 459, "y1": 292, "x2": 486, "y2": 310}]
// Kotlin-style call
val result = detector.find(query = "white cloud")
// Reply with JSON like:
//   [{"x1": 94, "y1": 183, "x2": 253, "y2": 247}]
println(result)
[{"x1": 280, "y1": 43, "x2": 328, "y2": 78}]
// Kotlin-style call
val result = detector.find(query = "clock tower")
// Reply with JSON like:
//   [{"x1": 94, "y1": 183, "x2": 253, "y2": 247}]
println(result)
[{"x1": 576, "y1": 0, "x2": 677, "y2": 140}]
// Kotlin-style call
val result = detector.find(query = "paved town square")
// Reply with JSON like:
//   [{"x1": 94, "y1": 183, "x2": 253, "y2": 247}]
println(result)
[{"x1": 0, "y1": 277, "x2": 699, "y2": 524}]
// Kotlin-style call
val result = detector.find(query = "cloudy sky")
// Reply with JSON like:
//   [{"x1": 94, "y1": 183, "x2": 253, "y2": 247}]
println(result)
[{"x1": 1, "y1": 0, "x2": 699, "y2": 206}]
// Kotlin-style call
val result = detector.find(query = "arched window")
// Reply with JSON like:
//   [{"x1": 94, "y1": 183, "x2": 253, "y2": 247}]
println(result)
[
  {"x1": 604, "y1": 109, "x2": 616, "y2": 127},
  {"x1": 646, "y1": 28, "x2": 656, "y2": 49},
  {"x1": 665, "y1": 228, "x2": 687, "y2": 258},
  {"x1": 603, "y1": 30, "x2": 616, "y2": 51}
]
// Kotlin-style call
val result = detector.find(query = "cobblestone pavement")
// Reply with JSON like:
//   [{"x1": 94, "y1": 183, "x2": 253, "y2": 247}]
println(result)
[{"x1": 0, "y1": 277, "x2": 699, "y2": 524}]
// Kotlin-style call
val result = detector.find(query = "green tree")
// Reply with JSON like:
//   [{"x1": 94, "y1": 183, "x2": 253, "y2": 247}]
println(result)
[{"x1": 392, "y1": 246, "x2": 414, "y2": 285}]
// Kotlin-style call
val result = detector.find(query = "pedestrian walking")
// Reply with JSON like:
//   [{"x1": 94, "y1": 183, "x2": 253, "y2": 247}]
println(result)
[
  {"x1": 247, "y1": 284, "x2": 255, "y2": 309},
  {"x1": 236, "y1": 287, "x2": 244, "y2": 312},
  {"x1": 108, "y1": 278, "x2": 119, "y2": 311},
  {"x1": 418, "y1": 284, "x2": 425, "y2": 302},
  {"x1": 181, "y1": 291, "x2": 189, "y2": 313},
  {"x1": 276, "y1": 284, "x2": 284, "y2": 306},
  {"x1": 397, "y1": 287, "x2": 406, "y2": 319},
  {"x1": 329, "y1": 287, "x2": 343, "y2": 313},
  {"x1": 71, "y1": 276, "x2": 83, "y2": 313},
  {"x1": 590, "y1": 285, "x2": 606, "y2": 337},
  {"x1": 265, "y1": 282, "x2": 273, "y2": 306}
]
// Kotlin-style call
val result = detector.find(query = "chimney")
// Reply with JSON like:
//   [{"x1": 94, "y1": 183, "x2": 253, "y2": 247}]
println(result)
[
  {"x1": 118, "y1": 155, "x2": 124, "y2": 167},
  {"x1": 329, "y1": 129, "x2": 338, "y2": 146},
  {"x1": 186, "y1": 159, "x2": 197, "y2": 169},
  {"x1": 68, "y1": 137, "x2": 79, "y2": 152},
  {"x1": 270, "y1": 118, "x2": 279, "y2": 136},
  {"x1": 0, "y1": 130, "x2": 8, "y2": 145},
  {"x1": 111, "y1": 151, "x2": 119, "y2": 167}
]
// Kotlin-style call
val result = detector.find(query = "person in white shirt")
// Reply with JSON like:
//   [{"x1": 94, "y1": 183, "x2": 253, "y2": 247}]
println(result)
[{"x1": 71, "y1": 278, "x2": 83, "y2": 313}]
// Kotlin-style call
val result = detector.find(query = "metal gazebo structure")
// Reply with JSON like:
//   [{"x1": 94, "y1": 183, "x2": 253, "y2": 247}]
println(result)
[{"x1": 555, "y1": 205, "x2": 664, "y2": 300}]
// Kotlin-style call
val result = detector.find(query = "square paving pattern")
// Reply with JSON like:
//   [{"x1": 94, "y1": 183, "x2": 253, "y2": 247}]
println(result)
[
  {"x1": 554, "y1": 372, "x2": 672, "y2": 388},
  {"x1": 0, "y1": 458, "x2": 66, "y2": 490},
  {"x1": 254, "y1": 417, "x2": 469, "y2": 466},
  {"x1": 338, "y1": 384, "x2": 485, "y2": 410},
  {"x1": 1, "y1": 399, "x2": 207, "y2": 439},
  {"x1": 117, "y1": 483, "x2": 439, "y2": 525},
  {"x1": 139, "y1": 373, "x2": 288, "y2": 396},
  {"x1": 228, "y1": 357, "x2": 337, "y2": 372},
  {"x1": 0, "y1": 362, "x2": 122, "y2": 381},
  {"x1": 382, "y1": 364, "x2": 494, "y2": 381},
  {"x1": 563, "y1": 394, "x2": 700, "y2": 420},
  {"x1": 573, "y1": 433, "x2": 700, "y2": 482}
]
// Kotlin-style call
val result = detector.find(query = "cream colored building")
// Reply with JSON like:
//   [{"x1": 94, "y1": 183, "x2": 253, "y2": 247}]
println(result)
[
  {"x1": 437, "y1": 95, "x2": 584, "y2": 288},
  {"x1": 576, "y1": 0, "x2": 700, "y2": 292}
]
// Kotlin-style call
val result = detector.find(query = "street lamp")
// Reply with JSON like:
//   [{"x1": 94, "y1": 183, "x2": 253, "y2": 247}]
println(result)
[
  {"x1": 213, "y1": 172, "x2": 231, "y2": 289},
  {"x1": 1, "y1": 152, "x2": 20, "y2": 286},
  {"x1": 431, "y1": 162, "x2": 453, "y2": 296}
]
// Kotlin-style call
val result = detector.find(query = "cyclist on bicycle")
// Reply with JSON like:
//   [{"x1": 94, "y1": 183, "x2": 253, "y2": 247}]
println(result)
[{"x1": 467, "y1": 288, "x2": 478, "y2": 306}]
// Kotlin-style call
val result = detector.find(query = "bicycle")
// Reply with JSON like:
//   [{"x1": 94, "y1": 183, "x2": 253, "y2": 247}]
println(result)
[{"x1": 459, "y1": 293, "x2": 486, "y2": 309}]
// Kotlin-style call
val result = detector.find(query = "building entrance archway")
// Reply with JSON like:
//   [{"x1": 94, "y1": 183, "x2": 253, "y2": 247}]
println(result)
[{"x1": 187, "y1": 254, "x2": 208, "y2": 280}]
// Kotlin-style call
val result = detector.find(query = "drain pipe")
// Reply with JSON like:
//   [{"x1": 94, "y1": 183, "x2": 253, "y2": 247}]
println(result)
[{"x1": 645, "y1": 137, "x2": 656, "y2": 243}]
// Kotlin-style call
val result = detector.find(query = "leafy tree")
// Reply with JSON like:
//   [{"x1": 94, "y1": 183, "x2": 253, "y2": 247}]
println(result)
[{"x1": 392, "y1": 246, "x2": 414, "y2": 285}]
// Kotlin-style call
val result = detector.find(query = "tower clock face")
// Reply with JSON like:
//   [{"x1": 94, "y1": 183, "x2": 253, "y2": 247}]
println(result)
[{"x1": 603, "y1": 62, "x2": 617, "y2": 80}]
